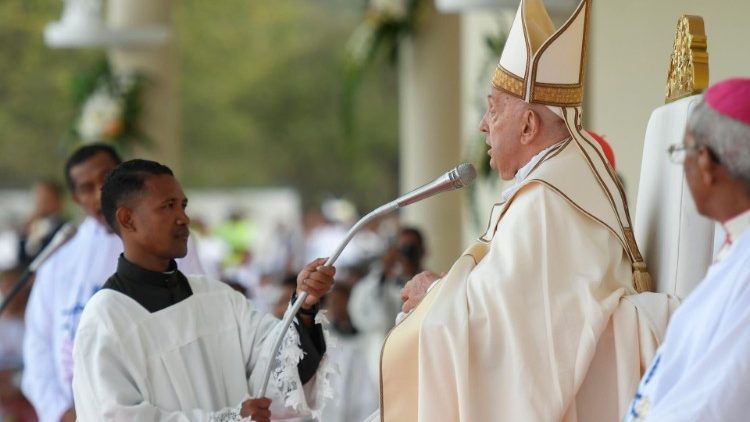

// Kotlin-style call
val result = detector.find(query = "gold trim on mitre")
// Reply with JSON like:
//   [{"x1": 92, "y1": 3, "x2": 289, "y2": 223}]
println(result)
[
  {"x1": 665, "y1": 15, "x2": 709, "y2": 103},
  {"x1": 491, "y1": 0, "x2": 590, "y2": 108},
  {"x1": 533, "y1": 82, "x2": 584, "y2": 105},
  {"x1": 492, "y1": 64, "x2": 525, "y2": 98}
]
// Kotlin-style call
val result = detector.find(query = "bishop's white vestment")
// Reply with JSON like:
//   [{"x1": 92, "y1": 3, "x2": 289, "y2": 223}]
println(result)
[{"x1": 624, "y1": 210, "x2": 750, "y2": 421}]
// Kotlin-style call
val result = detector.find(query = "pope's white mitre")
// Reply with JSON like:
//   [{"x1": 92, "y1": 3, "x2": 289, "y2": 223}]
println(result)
[{"x1": 492, "y1": 0, "x2": 589, "y2": 107}]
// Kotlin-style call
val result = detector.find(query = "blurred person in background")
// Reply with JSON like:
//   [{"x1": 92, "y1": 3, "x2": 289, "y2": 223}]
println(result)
[
  {"x1": 304, "y1": 198, "x2": 375, "y2": 268},
  {"x1": 189, "y1": 217, "x2": 228, "y2": 280},
  {"x1": 215, "y1": 210, "x2": 257, "y2": 268},
  {"x1": 272, "y1": 274, "x2": 299, "y2": 319},
  {"x1": 320, "y1": 283, "x2": 377, "y2": 422},
  {"x1": 223, "y1": 249, "x2": 262, "y2": 299},
  {"x1": 22, "y1": 144, "x2": 204, "y2": 422},
  {"x1": 16, "y1": 180, "x2": 67, "y2": 266},
  {"x1": 348, "y1": 226, "x2": 425, "y2": 387},
  {"x1": 0, "y1": 267, "x2": 36, "y2": 421}
]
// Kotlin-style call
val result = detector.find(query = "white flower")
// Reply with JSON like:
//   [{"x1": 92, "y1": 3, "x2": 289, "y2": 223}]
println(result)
[
  {"x1": 77, "y1": 89, "x2": 124, "y2": 142},
  {"x1": 346, "y1": 23, "x2": 376, "y2": 66},
  {"x1": 370, "y1": 0, "x2": 408, "y2": 20}
]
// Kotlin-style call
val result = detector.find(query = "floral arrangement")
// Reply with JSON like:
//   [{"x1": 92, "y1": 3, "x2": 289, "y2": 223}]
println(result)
[
  {"x1": 344, "y1": 0, "x2": 428, "y2": 68},
  {"x1": 65, "y1": 59, "x2": 147, "y2": 153},
  {"x1": 341, "y1": 0, "x2": 429, "y2": 137}
]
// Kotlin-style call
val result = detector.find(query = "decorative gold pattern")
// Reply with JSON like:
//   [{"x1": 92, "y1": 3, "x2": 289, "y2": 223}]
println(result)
[
  {"x1": 665, "y1": 15, "x2": 709, "y2": 103},
  {"x1": 492, "y1": 65, "x2": 524, "y2": 97},
  {"x1": 624, "y1": 228, "x2": 644, "y2": 262},
  {"x1": 532, "y1": 84, "x2": 583, "y2": 106}
]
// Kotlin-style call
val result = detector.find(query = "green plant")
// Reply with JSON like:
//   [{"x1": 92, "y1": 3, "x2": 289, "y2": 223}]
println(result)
[
  {"x1": 341, "y1": 0, "x2": 429, "y2": 138},
  {"x1": 64, "y1": 58, "x2": 148, "y2": 154}
]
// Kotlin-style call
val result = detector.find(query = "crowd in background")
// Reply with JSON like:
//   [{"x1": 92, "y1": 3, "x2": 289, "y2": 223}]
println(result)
[{"x1": 0, "y1": 183, "x2": 425, "y2": 422}]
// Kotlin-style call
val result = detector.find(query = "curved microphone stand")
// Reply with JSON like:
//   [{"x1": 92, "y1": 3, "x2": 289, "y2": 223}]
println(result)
[
  {"x1": 258, "y1": 201, "x2": 397, "y2": 396},
  {"x1": 257, "y1": 162, "x2": 476, "y2": 397}
]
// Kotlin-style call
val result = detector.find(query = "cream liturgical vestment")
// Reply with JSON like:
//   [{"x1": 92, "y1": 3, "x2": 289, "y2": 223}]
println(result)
[
  {"x1": 72, "y1": 275, "x2": 335, "y2": 421},
  {"x1": 377, "y1": 139, "x2": 670, "y2": 422},
  {"x1": 373, "y1": 0, "x2": 675, "y2": 419}
]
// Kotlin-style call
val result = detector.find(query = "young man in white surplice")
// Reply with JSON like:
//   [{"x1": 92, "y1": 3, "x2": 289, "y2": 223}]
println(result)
[{"x1": 72, "y1": 159, "x2": 337, "y2": 422}]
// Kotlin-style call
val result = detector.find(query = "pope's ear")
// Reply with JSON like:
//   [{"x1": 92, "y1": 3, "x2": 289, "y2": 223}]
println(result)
[
  {"x1": 519, "y1": 109, "x2": 539, "y2": 145},
  {"x1": 115, "y1": 207, "x2": 135, "y2": 233}
]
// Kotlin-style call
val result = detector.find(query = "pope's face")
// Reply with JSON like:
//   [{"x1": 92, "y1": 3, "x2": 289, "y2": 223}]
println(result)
[
  {"x1": 128, "y1": 174, "x2": 191, "y2": 265},
  {"x1": 479, "y1": 88, "x2": 526, "y2": 181}
]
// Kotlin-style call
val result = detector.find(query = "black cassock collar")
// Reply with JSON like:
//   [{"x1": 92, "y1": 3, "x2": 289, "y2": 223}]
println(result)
[{"x1": 102, "y1": 254, "x2": 193, "y2": 313}]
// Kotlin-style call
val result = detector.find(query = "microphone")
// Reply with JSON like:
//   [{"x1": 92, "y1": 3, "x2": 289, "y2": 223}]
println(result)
[
  {"x1": 258, "y1": 163, "x2": 476, "y2": 396},
  {"x1": 394, "y1": 162, "x2": 477, "y2": 208},
  {"x1": 28, "y1": 223, "x2": 77, "y2": 271},
  {"x1": 0, "y1": 223, "x2": 76, "y2": 315}
]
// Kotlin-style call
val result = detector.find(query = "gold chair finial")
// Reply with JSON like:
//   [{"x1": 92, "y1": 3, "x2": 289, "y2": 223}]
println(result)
[{"x1": 665, "y1": 15, "x2": 709, "y2": 103}]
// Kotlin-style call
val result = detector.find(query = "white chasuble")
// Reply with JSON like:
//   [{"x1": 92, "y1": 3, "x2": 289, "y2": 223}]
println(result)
[
  {"x1": 377, "y1": 140, "x2": 672, "y2": 422},
  {"x1": 72, "y1": 276, "x2": 334, "y2": 421}
]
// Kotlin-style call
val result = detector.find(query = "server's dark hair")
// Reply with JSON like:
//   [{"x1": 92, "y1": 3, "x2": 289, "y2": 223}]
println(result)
[
  {"x1": 101, "y1": 159, "x2": 173, "y2": 234},
  {"x1": 64, "y1": 144, "x2": 122, "y2": 191}
]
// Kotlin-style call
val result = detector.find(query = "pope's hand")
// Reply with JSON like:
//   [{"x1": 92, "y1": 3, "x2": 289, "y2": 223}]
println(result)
[
  {"x1": 296, "y1": 258, "x2": 336, "y2": 310},
  {"x1": 240, "y1": 397, "x2": 271, "y2": 422},
  {"x1": 400, "y1": 271, "x2": 442, "y2": 313}
]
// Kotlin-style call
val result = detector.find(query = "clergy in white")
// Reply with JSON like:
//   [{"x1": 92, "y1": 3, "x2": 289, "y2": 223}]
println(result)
[
  {"x1": 372, "y1": 0, "x2": 665, "y2": 420},
  {"x1": 625, "y1": 78, "x2": 750, "y2": 422},
  {"x1": 72, "y1": 159, "x2": 336, "y2": 422},
  {"x1": 22, "y1": 144, "x2": 204, "y2": 422}
]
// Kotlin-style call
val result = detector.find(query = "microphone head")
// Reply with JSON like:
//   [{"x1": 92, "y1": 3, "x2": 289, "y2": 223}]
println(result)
[{"x1": 453, "y1": 163, "x2": 477, "y2": 188}]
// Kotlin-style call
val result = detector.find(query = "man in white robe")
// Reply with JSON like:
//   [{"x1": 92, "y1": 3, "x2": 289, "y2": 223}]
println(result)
[
  {"x1": 372, "y1": 0, "x2": 663, "y2": 420},
  {"x1": 72, "y1": 159, "x2": 336, "y2": 421},
  {"x1": 22, "y1": 144, "x2": 204, "y2": 422},
  {"x1": 624, "y1": 78, "x2": 750, "y2": 421}
]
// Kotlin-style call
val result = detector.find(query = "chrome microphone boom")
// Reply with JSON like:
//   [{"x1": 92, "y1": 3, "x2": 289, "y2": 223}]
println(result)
[
  {"x1": 258, "y1": 163, "x2": 476, "y2": 397},
  {"x1": 0, "y1": 223, "x2": 77, "y2": 316}
]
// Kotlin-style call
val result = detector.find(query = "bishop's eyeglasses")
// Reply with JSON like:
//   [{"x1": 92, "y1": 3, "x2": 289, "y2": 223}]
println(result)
[
  {"x1": 667, "y1": 143, "x2": 721, "y2": 165},
  {"x1": 666, "y1": 143, "x2": 700, "y2": 164}
]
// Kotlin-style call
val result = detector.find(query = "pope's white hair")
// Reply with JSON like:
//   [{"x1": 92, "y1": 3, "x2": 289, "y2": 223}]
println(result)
[{"x1": 687, "y1": 99, "x2": 750, "y2": 191}]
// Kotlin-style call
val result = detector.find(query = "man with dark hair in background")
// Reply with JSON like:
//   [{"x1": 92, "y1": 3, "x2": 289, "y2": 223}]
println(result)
[
  {"x1": 73, "y1": 159, "x2": 336, "y2": 421},
  {"x1": 22, "y1": 145, "x2": 204, "y2": 422}
]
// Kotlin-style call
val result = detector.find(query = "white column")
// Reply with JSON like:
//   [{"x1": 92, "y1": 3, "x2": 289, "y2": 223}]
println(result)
[
  {"x1": 399, "y1": 6, "x2": 463, "y2": 272},
  {"x1": 106, "y1": 0, "x2": 178, "y2": 168}
]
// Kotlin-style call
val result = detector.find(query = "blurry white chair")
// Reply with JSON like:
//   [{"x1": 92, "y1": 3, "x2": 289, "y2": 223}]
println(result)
[{"x1": 634, "y1": 95, "x2": 720, "y2": 300}]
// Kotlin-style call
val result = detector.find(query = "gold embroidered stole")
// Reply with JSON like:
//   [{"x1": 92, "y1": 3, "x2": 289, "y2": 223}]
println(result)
[{"x1": 380, "y1": 243, "x2": 489, "y2": 422}]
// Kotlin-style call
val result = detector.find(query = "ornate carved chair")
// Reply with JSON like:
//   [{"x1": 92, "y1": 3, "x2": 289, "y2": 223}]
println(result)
[{"x1": 634, "y1": 15, "x2": 718, "y2": 300}]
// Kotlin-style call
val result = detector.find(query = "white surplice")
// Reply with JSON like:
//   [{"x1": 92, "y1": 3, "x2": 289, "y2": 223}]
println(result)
[
  {"x1": 624, "y1": 209, "x2": 750, "y2": 422},
  {"x1": 72, "y1": 275, "x2": 334, "y2": 421},
  {"x1": 22, "y1": 217, "x2": 204, "y2": 422}
]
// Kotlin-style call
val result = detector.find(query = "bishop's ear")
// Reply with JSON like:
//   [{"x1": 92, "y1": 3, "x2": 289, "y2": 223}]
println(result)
[
  {"x1": 696, "y1": 147, "x2": 719, "y2": 186},
  {"x1": 115, "y1": 207, "x2": 136, "y2": 233}
]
